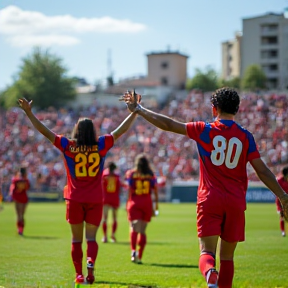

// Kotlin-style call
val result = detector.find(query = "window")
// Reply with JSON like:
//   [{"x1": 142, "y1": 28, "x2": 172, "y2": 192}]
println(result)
[
  {"x1": 161, "y1": 62, "x2": 169, "y2": 69},
  {"x1": 161, "y1": 77, "x2": 168, "y2": 85}
]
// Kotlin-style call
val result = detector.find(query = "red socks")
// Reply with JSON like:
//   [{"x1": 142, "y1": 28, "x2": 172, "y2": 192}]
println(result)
[
  {"x1": 130, "y1": 231, "x2": 138, "y2": 251},
  {"x1": 71, "y1": 242, "x2": 83, "y2": 275},
  {"x1": 137, "y1": 233, "x2": 147, "y2": 260},
  {"x1": 87, "y1": 240, "x2": 98, "y2": 263},
  {"x1": 102, "y1": 221, "x2": 107, "y2": 237},
  {"x1": 280, "y1": 219, "x2": 285, "y2": 232},
  {"x1": 17, "y1": 220, "x2": 24, "y2": 234},
  {"x1": 112, "y1": 221, "x2": 117, "y2": 235},
  {"x1": 218, "y1": 260, "x2": 234, "y2": 288},
  {"x1": 199, "y1": 252, "x2": 216, "y2": 278}
]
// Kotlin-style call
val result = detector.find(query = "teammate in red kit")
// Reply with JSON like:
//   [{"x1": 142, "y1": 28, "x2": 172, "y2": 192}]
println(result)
[
  {"x1": 121, "y1": 87, "x2": 288, "y2": 288},
  {"x1": 101, "y1": 162, "x2": 121, "y2": 243},
  {"x1": 9, "y1": 167, "x2": 30, "y2": 235},
  {"x1": 18, "y1": 97, "x2": 137, "y2": 284},
  {"x1": 276, "y1": 166, "x2": 288, "y2": 237},
  {"x1": 126, "y1": 153, "x2": 158, "y2": 264}
]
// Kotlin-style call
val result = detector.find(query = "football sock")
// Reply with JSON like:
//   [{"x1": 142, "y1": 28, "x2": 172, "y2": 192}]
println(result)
[
  {"x1": 87, "y1": 240, "x2": 98, "y2": 263},
  {"x1": 218, "y1": 260, "x2": 234, "y2": 288},
  {"x1": 102, "y1": 221, "x2": 107, "y2": 237},
  {"x1": 130, "y1": 231, "x2": 138, "y2": 251},
  {"x1": 71, "y1": 242, "x2": 83, "y2": 275},
  {"x1": 199, "y1": 252, "x2": 216, "y2": 278},
  {"x1": 112, "y1": 220, "x2": 117, "y2": 235},
  {"x1": 280, "y1": 219, "x2": 285, "y2": 232},
  {"x1": 137, "y1": 233, "x2": 147, "y2": 260}
]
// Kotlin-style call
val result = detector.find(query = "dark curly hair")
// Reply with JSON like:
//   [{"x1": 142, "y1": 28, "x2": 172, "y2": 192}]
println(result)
[
  {"x1": 210, "y1": 87, "x2": 240, "y2": 115},
  {"x1": 71, "y1": 118, "x2": 97, "y2": 149},
  {"x1": 108, "y1": 162, "x2": 117, "y2": 173}
]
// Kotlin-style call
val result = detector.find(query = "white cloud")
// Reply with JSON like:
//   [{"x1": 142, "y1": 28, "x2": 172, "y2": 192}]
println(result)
[{"x1": 0, "y1": 5, "x2": 147, "y2": 47}]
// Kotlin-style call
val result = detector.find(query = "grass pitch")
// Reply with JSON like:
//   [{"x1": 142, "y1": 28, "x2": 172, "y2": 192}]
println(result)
[{"x1": 0, "y1": 202, "x2": 287, "y2": 288}]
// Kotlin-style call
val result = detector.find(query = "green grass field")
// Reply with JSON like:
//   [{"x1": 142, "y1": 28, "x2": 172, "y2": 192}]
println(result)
[{"x1": 0, "y1": 202, "x2": 287, "y2": 288}]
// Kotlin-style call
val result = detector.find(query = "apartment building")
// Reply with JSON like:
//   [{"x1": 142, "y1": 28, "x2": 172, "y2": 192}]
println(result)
[{"x1": 222, "y1": 11, "x2": 288, "y2": 90}]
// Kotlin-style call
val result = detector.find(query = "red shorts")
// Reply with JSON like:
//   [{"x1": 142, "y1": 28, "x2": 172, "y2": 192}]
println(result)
[
  {"x1": 197, "y1": 192, "x2": 245, "y2": 242},
  {"x1": 127, "y1": 197, "x2": 152, "y2": 223},
  {"x1": 12, "y1": 192, "x2": 28, "y2": 204},
  {"x1": 66, "y1": 200, "x2": 103, "y2": 226}
]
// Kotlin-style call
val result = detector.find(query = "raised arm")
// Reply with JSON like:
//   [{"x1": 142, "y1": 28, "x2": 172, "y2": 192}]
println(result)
[
  {"x1": 250, "y1": 158, "x2": 288, "y2": 220},
  {"x1": 18, "y1": 98, "x2": 56, "y2": 143},
  {"x1": 120, "y1": 91, "x2": 186, "y2": 135},
  {"x1": 111, "y1": 111, "x2": 138, "y2": 142}
]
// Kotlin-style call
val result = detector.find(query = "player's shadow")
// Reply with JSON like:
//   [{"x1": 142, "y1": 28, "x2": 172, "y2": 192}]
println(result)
[
  {"x1": 114, "y1": 241, "x2": 166, "y2": 246},
  {"x1": 146, "y1": 263, "x2": 198, "y2": 269},
  {"x1": 96, "y1": 280, "x2": 156, "y2": 288},
  {"x1": 23, "y1": 235, "x2": 59, "y2": 240}
]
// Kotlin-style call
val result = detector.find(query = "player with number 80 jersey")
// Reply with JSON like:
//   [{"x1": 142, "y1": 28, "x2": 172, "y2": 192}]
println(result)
[{"x1": 186, "y1": 119, "x2": 260, "y2": 239}]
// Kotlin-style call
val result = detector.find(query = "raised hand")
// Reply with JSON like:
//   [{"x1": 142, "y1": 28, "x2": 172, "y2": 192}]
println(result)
[
  {"x1": 119, "y1": 90, "x2": 141, "y2": 112},
  {"x1": 18, "y1": 98, "x2": 33, "y2": 113}
]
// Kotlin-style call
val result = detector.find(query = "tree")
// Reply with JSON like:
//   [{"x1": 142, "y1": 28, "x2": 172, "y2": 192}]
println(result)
[
  {"x1": 241, "y1": 64, "x2": 266, "y2": 91},
  {"x1": 0, "y1": 47, "x2": 76, "y2": 109},
  {"x1": 186, "y1": 67, "x2": 219, "y2": 92},
  {"x1": 218, "y1": 77, "x2": 241, "y2": 89}
]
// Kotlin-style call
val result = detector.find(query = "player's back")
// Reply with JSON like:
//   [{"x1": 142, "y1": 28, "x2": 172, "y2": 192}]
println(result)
[{"x1": 187, "y1": 119, "x2": 260, "y2": 206}]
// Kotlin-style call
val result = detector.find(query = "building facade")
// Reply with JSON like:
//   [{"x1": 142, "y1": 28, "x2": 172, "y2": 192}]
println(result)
[
  {"x1": 146, "y1": 51, "x2": 188, "y2": 89},
  {"x1": 221, "y1": 32, "x2": 242, "y2": 80},
  {"x1": 241, "y1": 12, "x2": 288, "y2": 90},
  {"x1": 222, "y1": 12, "x2": 288, "y2": 90}
]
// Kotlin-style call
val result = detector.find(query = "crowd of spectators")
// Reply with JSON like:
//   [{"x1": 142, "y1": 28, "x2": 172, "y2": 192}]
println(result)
[{"x1": 0, "y1": 90, "x2": 288, "y2": 200}]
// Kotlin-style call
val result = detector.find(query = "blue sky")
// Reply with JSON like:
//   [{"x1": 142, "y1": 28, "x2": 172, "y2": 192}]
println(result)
[{"x1": 0, "y1": 0, "x2": 287, "y2": 90}]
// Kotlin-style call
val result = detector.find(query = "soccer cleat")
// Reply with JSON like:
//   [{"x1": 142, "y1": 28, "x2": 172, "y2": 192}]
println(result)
[
  {"x1": 102, "y1": 236, "x2": 107, "y2": 243},
  {"x1": 131, "y1": 251, "x2": 138, "y2": 263},
  {"x1": 74, "y1": 274, "x2": 85, "y2": 284},
  {"x1": 110, "y1": 235, "x2": 116, "y2": 243},
  {"x1": 282, "y1": 231, "x2": 286, "y2": 237},
  {"x1": 206, "y1": 268, "x2": 218, "y2": 288},
  {"x1": 86, "y1": 257, "x2": 95, "y2": 284}
]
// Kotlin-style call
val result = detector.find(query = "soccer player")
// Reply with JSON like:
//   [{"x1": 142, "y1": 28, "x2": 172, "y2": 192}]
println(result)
[
  {"x1": 120, "y1": 87, "x2": 288, "y2": 288},
  {"x1": 276, "y1": 166, "x2": 288, "y2": 237},
  {"x1": 101, "y1": 162, "x2": 121, "y2": 243},
  {"x1": 9, "y1": 167, "x2": 30, "y2": 235},
  {"x1": 18, "y1": 98, "x2": 137, "y2": 284},
  {"x1": 126, "y1": 153, "x2": 158, "y2": 264}
]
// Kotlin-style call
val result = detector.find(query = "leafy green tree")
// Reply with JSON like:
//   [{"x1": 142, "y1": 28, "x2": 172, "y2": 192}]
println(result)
[
  {"x1": 186, "y1": 67, "x2": 219, "y2": 92},
  {"x1": 0, "y1": 47, "x2": 76, "y2": 109},
  {"x1": 218, "y1": 77, "x2": 241, "y2": 89},
  {"x1": 241, "y1": 64, "x2": 266, "y2": 91}
]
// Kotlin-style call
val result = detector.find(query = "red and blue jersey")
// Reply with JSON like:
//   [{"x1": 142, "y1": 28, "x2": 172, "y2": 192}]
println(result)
[
  {"x1": 186, "y1": 119, "x2": 260, "y2": 209},
  {"x1": 276, "y1": 177, "x2": 288, "y2": 211},
  {"x1": 127, "y1": 169, "x2": 157, "y2": 202},
  {"x1": 102, "y1": 168, "x2": 121, "y2": 207},
  {"x1": 54, "y1": 134, "x2": 114, "y2": 203}
]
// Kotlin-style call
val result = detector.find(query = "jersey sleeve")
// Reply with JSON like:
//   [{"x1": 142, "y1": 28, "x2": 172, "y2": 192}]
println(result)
[
  {"x1": 98, "y1": 135, "x2": 114, "y2": 156},
  {"x1": 246, "y1": 132, "x2": 260, "y2": 161},
  {"x1": 186, "y1": 121, "x2": 205, "y2": 142},
  {"x1": 53, "y1": 135, "x2": 69, "y2": 153}
]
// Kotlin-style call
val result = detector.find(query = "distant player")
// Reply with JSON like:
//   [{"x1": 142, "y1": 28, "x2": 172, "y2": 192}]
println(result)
[
  {"x1": 276, "y1": 166, "x2": 288, "y2": 236},
  {"x1": 18, "y1": 97, "x2": 137, "y2": 285},
  {"x1": 126, "y1": 153, "x2": 158, "y2": 264},
  {"x1": 101, "y1": 162, "x2": 121, "y2": 243},
  {"x1": 121, "y1": 87, "x2": 288, "y2": 288},
  {"x1": 9, "y1": 167, "x2": 30, "y2": 235}
]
